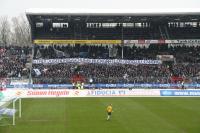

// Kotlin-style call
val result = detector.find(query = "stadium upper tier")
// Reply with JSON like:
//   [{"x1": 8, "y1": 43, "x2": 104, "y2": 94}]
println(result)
[{"x1": 26, "y1": 9, "x2": 200, "y2": 41}]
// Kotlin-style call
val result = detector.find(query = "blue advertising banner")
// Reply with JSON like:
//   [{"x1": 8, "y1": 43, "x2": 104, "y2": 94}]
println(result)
[
  {"x1": 5, "y1": 83, "x2": 200, "y2": 89},
  {"x1": 160, "y1": 90, "x2": 200, "y2": 96}
]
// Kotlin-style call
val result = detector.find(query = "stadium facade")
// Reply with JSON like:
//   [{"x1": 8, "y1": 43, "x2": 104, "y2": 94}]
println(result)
[{"x1": 26, "y1": 9, "x2": 200, "y2": 43}]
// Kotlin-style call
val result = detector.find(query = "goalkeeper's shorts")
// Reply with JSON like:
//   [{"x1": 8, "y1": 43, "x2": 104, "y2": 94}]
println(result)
[{"x1": 107, "y1": 112, "x2": 111, "y2": 116}]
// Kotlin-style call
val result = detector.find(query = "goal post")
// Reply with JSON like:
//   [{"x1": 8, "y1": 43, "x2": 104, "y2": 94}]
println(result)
[
  {"x1": 0, "y1": 97, "x2": 22, "y2": 126},
  {"x1": 12, "y1": 98, "x2": 22, "y2": 125}
]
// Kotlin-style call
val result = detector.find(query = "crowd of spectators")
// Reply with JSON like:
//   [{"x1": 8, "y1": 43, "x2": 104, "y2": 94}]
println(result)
[
  {"x1": 34, "y1": 44, "x2": 200, "y2": 63},
  {"x1": 1, "y1": 44, "x2": 200, "y2": 85},
  {"x1": 32, "y1": 63, "x2": 200, "y2": 84},
  {"x1": 31, "y1": 44, "x2": 200, "y2": 84},
  {"x1": 0, "y1": 46, "x2": 32, "y2": 79}
]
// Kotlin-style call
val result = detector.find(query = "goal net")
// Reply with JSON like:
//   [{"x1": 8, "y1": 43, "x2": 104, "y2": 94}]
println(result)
[{"x1": 0, "y1": 97, "x2": 21, "y2": 126}]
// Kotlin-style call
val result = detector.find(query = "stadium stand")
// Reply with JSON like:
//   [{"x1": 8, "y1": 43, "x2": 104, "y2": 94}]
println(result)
[
  {"x1": 25, "y1": 9, "x2": 200, "y2": 87},
  {"x1": 32, "y1": 63, "x2": 200, "y2": 84},
  {"x1": 33, "y1": 44, "x2": 200, "y2": 63},
  {"x1": 1, "y1": 9, "x2": 200, "y2": 88},
  {"x1": 0, "y1": 46, "x2": 32, "y2": 78}
]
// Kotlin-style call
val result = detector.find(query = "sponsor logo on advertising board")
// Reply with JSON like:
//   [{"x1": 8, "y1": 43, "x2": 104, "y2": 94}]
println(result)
[
  {"x1": 6, "y1": 89, "x2": 160, "y2": 98},
  {"x1": 160, "y1": 90, "x2": 200, "y2": 96}
]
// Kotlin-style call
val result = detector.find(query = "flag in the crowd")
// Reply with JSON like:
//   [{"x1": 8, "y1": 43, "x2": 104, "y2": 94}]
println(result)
[
  {"x1": 33, "y1": 69, "x2": 41, "y2": 76},
  {"x1": 53, "y1": 47, "x2": 66, "y2": 58},
  {"x1": 35, "y1": 49, "x2": 42, "y2": 59}
]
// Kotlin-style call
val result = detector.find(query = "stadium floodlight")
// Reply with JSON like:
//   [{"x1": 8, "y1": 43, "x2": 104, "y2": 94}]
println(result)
[{"x1": 0, "y1": 97, "x2": 21, "y2": 126}]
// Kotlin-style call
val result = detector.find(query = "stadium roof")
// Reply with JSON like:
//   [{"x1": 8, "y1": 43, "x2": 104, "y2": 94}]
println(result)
[
  {"x1": 26, "y1": 8, "x2": 200, "y2": 24},
  {"x1": 26, "y1": 8, "x2": 200, "y2": 16}
]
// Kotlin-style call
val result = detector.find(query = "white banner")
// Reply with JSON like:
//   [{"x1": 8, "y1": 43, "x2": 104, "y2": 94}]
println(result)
[
  {"x1": 1, "y1": 89, "x2": 160, "y2": 98},
  {"x1": 124, "y1": 40, "x2": 165, "y2": 44},
  {"x1": 124, "y1": 39, "x2": 200, "y2": 44},
  {"x1": 33, "y1": 58, "x2": 162, "y2": 65},
  {"x1": 157, "y1": 55, "x2": 174, "y2": 61}
]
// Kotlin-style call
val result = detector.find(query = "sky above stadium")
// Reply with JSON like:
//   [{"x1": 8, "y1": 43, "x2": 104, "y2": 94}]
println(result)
[{"x1": 0, "y1": 0, "x2": 200, "y2": 17}]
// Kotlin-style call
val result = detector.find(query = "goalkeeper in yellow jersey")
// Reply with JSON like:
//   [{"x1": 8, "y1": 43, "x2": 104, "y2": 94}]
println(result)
[{"x1": 106, "y1": 104, "x2": 113, "y2": 120}]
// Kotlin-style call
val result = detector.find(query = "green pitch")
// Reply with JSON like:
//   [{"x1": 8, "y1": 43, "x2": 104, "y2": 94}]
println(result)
[{"x1": 1, "y1": 97, "x2": 200, "y2": 133}]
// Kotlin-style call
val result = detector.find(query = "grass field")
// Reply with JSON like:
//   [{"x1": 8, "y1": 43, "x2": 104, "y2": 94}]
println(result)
[{"x1": 1, "y1": 97, "x2": 200, "y2": 133}]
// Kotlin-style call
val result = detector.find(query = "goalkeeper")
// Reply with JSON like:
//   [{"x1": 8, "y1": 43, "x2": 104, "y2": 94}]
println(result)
[{"x1": 106, "y1": 104, "x2": 113, "y2": 120}]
